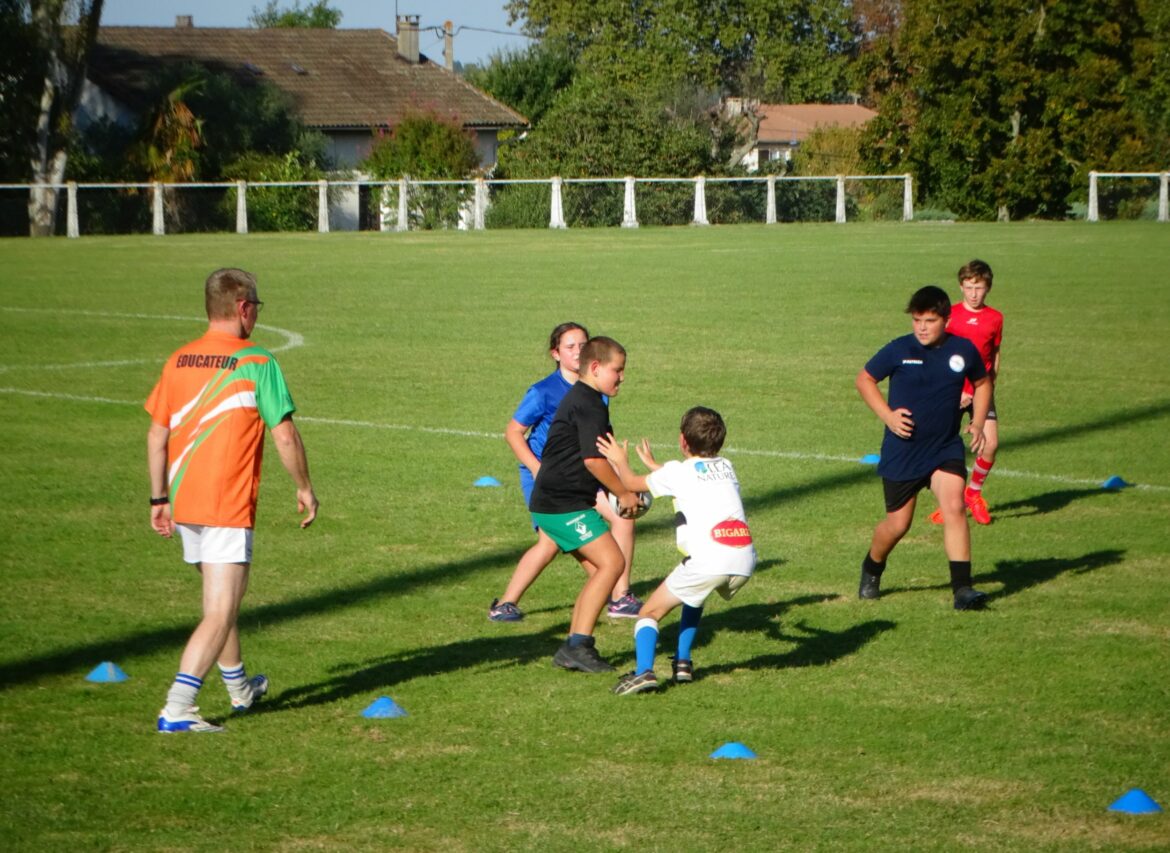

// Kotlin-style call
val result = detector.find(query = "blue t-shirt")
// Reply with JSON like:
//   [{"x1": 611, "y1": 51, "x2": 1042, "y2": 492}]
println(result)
[
  {"x1": 864, "y1": 332, "x2": 987, "y2": 481},
  {"x1": 512, "y1": 370, "x2": 574, "y2": 460}
]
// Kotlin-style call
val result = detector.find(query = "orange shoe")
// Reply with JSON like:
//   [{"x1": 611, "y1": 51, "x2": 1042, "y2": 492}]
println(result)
[
  {"x1": 965, "y1": 491, "x2": 992, "y2": 525},
  {"x1": 928, "y1": 508, "x2": 944, "y2": 525}
]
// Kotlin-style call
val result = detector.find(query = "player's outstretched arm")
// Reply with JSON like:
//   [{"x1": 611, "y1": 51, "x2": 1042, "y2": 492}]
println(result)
[
  {"x1": 596, "y1": 433, "x2": 650, "y2": 492},
  {"x1": 271, "y1": 416, "x2": 319, "y2": 528},
  {"x1": 633, "y1": 438, "x2": 662, "y2": 472}
]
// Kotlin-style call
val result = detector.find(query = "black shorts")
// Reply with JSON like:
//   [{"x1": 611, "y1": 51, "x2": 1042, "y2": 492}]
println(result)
[
  {"x1": 962, "y1": 393, "x2": 998, "y2": 421},
  {"x1": 882, "y1": 458, "x2": 967, "y2": 513}
]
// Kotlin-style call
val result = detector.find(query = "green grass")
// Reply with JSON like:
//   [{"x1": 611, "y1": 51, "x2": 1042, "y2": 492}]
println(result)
[{"x1": 1, "y1": 222, "x2": 1168, "y2": 851}]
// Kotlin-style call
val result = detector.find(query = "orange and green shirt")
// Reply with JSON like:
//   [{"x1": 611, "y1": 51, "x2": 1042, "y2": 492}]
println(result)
[{"x1": 145, "y1": 330, "x2": 295, "y2": 528}]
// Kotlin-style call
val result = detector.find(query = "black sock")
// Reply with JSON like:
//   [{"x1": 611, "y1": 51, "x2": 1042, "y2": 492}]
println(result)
[
  {"x1": 862, "y1": 553, "x2": 886, "y2": 577},
  {"x1": 949, "y1": 560, "x2": 973, "y2": 593}
]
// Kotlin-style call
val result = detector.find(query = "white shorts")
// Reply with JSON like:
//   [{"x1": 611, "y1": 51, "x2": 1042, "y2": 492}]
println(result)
[
  {"x1": 664, "y1": 560, "x2": 751, "y2": 609},
  {"x1": 177, "y1": 524, "x2": 253, "y2": 565}
]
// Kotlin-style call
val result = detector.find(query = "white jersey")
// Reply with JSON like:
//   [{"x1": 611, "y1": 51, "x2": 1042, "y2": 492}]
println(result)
[{"x1": 645, "y1": 456, "x2": 756, "y2": 577}]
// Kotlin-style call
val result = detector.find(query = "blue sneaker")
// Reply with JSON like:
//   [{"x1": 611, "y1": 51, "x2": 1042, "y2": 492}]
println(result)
[
  {"x1": 607, "y1": 591, "x2": 642, "y2": 619},
  {"x1": 488, "y1": 598, "x2": 524, "y2": 622},
  {"x1": 157, "y1": 706, "x2": 224, "y2": 733},
  {"x1": 231, "y1": 674, "x2": 269, "y2": 713}
]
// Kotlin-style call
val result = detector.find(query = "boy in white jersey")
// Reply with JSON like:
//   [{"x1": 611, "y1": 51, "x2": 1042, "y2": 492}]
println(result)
[{"x1": 597, "y1": 406, "x2": 756, "y2": 695}]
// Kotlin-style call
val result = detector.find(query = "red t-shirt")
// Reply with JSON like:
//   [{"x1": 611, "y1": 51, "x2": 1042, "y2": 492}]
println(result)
[{"x1": 948, "y1": 302, "x2": 1003, "y2": 395}]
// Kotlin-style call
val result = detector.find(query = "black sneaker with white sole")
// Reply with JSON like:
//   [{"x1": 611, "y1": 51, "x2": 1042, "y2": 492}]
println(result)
[{"x1": 552, "y1": 637, "x2": 615, "y2": 673}]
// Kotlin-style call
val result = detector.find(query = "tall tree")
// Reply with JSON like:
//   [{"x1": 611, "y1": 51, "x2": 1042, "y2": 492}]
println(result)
[
  {"x1": 16, "y1": 0, "x2": 105, "y2": 236},
  {"x1": 505, "y1": 0, "x2": 858, "y2": 102},
  {"x1": 249, "y1": 1, "x2": 341, "y2": 28},
  {"x1": 464, "y1": 39, "x2": 575, "y2": 127}
]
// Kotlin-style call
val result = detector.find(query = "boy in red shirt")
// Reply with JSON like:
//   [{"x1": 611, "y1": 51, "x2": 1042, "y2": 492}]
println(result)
[{"x1": 930, "y1": 259, "x2": 1003, "y2": 525}]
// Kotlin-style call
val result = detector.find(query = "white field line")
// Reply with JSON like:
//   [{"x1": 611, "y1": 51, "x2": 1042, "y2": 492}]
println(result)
[
  {"x1": 1, "y1": 386, "x2": 1166, "y2": 493},
  {"x1": 0, "y1": 307, "x2": 304, "y2": 375}
]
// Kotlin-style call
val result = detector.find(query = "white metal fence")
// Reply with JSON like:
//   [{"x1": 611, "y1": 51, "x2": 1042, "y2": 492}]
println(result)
[{"x1": 0, "y1": 174, "x2": 916, "y2": 237}]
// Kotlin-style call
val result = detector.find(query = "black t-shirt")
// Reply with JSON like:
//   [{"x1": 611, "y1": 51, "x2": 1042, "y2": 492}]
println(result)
[{"x1": 528, "y1": 382, "x2": 612, "y2": 514}]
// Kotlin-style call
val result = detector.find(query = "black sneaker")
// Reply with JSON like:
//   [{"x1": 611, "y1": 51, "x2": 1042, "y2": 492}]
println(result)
[
  {"x1": 858, "y1": 567, "x2": 882, "y2": 600},
  {"x1": 953, "y1": 586, "x2": 989, "y2": 611},
  {"x1": 613, "y1": 670, "x2": 659, "y2": 695},
  {"x1": 552, "y1": 637, "x2": 615, "y2": 673},
  {"x1": 671, "y1": 657, "x2": 694, "y2": 684}
]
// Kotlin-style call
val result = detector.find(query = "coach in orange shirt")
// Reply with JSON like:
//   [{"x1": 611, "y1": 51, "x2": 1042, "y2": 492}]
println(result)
[{"x1": 146, "y1": 268, "x2": 318, "y2": 733}]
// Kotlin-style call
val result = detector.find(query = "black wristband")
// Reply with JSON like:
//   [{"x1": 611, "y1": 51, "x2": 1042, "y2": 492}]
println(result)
[{"x1": 150, "y1": 496, "x2": 169, "y2": 506}]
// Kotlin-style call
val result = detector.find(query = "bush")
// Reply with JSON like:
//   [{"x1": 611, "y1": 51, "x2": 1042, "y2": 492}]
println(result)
[{"x1": 221, "y1": 151, "x2": 325, "y2": 232}]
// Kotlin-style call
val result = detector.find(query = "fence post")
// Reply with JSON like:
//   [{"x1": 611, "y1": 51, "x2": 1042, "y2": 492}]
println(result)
[
  {"x1": 317, "y1": 179, "x2": 329, "y2": 233},
  {"x1": 692, "y1": 176, "x2": 709, "y2": 226},
  {"x1": 903, "y1": 174, "x2": 914, "y2": 221},
  {"x1": 235, "y1": 181, "x2": 248, "y2": 234},
  {"x1": 621, "y1": 176, "x2": 638, "y2": 228},
  {"x1": 549, "y1": 177, "x2": 566, "y2": 229},
  {"x1": 1087, "y1": 171, "x2": 1098, "y2": 222},
  {"x1": 66, "y1": 182, "x2": 79, "y2": 238},
  {"x1": 151, "y1": 182, "x2": 165, "y2": 235},
  {"x1": 766, "y1": 176, "x2": 776, "y2": 225},
  {"x1": 835, "y1": 176, "x2": 846, "y2": 223},
  {"x1": 397, "y1": 178, "x2": 409, "y2": 232},
  {"x1": 1159, "y1": 173, "x2": 1168, "y2": 223},
  {"x1": 473, "y1": 177, "x2": 487, "y2": 230}
]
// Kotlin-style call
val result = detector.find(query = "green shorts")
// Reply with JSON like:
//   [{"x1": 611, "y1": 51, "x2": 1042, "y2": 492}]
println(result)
[{"x1": 532, "y1": 509, "x2": 610, "y2": 553}]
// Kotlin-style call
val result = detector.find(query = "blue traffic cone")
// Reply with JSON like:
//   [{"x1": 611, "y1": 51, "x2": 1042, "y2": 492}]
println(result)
[
  {"x1": 85, "y1": 661, "x2": 129, "y2": 683},
  {"x1": 1109, "y1": 788, "x2": 1162, "y2": 814},
  {"x1": 860, "y1": 453, "x2": 880, "y2": 465},
  {"x1": 474, "y1": 476, "x2": 501, "y2": 487},
  {"x1": 1101, "y1": 475, "x2": 1129, "y2": 491},
  {"x1": 710, "y1": 741, "x2": 757, "y2": 759},
  {"x1": 362, "y1": 696, "x2": 408, "y2": 718}
]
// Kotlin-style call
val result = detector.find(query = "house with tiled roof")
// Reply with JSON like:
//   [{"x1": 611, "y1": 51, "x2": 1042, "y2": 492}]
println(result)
[
  {"x1": 81, "y1": 16, "x2": 527, "y2": 228},
  {"x1": 727, "y1": 101, "x2": 878, "y2": 172}
]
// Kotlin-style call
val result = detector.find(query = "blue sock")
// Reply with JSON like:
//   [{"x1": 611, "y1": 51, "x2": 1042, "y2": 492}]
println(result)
[
  {"x1": 568, "y1": 633, "x2": 592, "y2": 648},
  {"x1": 634, "y1": 618, "x2": 659, "y2": 674},
  {"x1": 677, "y1": 605, "x2": 703, "y2": 661}
]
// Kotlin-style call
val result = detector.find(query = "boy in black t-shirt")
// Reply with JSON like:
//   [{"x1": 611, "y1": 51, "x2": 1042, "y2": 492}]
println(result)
[
  {"x1": 529, "y1": 336, "x2": 641, "y2": 672},
  {"x1": 855, "y1": 286, "x2": 992, "y2": 611}
]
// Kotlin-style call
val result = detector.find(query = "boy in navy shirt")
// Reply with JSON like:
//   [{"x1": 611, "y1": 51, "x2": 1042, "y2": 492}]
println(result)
[{"x1": 855, "y1": 286, "x2": 992, "y2": 610}]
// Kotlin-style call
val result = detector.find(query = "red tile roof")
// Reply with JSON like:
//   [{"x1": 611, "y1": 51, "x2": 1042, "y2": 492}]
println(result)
[
  {"x1": 756, "y1": 104, "x2": 877, "y2": 145},
  {"x1": 89, "y1": 26, "x2": 527, "y2": 130}
]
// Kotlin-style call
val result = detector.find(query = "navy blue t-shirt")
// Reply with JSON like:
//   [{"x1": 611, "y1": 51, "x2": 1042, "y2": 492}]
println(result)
[
  {"x1": 864, "y1": 332, "x2": 987, "y2": 481},
  {"x1": 528, "y1": 382, "x2": 612, "y2": 514}
]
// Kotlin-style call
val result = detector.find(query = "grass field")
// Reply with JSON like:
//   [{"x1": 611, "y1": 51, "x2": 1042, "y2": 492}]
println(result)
[{"x1": 1, "y1": 222, "x2": 1168, "y2": 851}]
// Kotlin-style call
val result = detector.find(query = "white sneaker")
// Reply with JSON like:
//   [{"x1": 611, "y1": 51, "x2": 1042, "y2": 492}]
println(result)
[
  {"x1": 157, "y1": 706, "x2": 224, "y2": 733},
  {"x1": 230, "y1": 674, "x2": 269, "y2": 713}
]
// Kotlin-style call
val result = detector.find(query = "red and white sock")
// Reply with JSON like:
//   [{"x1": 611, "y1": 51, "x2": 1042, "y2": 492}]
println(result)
[{"x1": 967, "y1": 457, "x2": 994, "y2": 496}]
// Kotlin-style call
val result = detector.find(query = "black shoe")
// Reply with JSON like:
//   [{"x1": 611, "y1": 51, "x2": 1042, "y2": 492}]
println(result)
[
  {"x1": 552, "y1": 638, "x2": 615, "y2": 673},
  {"x1": 671, "y1": 657, "x2": 694, "y2": 684},
  {"x1": 953, "y1": 586, "x2": 989, "y2": 611},
  {"x1": 858, "y1": 567, "x2": 881, "y2": 600}
]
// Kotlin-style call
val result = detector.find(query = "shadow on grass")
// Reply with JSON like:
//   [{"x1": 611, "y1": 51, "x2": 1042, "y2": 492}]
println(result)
[
  {"x1": 905, "y1": 548, "x2": 1125, "y2": 603},
  {"x1": 0, "y1": 544, "x2": 528, "y2": 690},
  {"x1": 990, "y1": 487, "x2": 1118, "y2": 519},
  {"x1": 258, "y1": 595, "x2": 862, "y2": 712}
]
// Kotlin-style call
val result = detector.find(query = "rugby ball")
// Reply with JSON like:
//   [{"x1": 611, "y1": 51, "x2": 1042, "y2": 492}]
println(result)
[{"x1": 608, "y1": 490, "x2": 653, "y2": 520}]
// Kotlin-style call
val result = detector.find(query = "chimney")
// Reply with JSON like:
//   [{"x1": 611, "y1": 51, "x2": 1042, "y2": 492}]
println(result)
[
  {"x1": 175, "y1": 15, "x2": 193, "y2": 28},
  {"x1": 397, "y1": 15, "x2": 419, "y2": 64},
  {"x1": 443, "y1": 20, "x2": 454, "y2": 71}
]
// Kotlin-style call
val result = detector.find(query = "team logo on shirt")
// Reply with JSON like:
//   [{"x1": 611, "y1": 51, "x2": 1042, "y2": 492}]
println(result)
[
  {"x1": 948, "y1": 354, "x2": 966, "y2": 372},
  {"x1": 710, "y1": 519, "x2": 753, "y2": 548}
]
